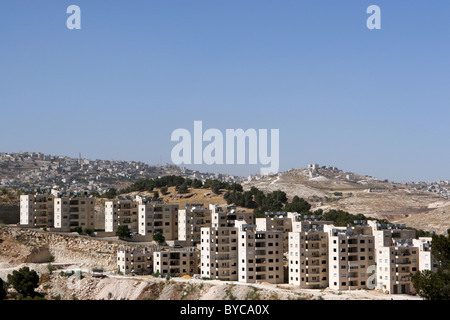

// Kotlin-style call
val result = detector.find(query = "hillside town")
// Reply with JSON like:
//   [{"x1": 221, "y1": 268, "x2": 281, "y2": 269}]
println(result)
[
  {"x1": 407, "y1": 180, "x2": 450, "y2": 199},
  {"x1": 0, "y1": 152, "x2": 243, "y2": 194}
]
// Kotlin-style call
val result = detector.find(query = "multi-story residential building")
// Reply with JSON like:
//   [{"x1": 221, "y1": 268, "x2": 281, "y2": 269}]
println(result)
[
  {"x1": 368, "y1": 220, "x2": 421, "y2": 294},
  {"x1": 54, "y1": 195, "x2": 95, "y2": 232},
  {"x1": 368, "y1": 221, "x2": 416, "y2": 251},
  {"x1": 153, "y1": 248, "x2": 199, "y2": 276},
  {"x1": 200, "y1": 226, "x2": 239, "y2": 281},
  {"x1": 288, "y1": 220, "x2": 331, "y2": 288},
  {"x1": 413, "y1": 237, "x2": 438, "y2": 272},
  {"x1": 20, "y1": 190, "x2": 95, "y2": 231},
  {"x1": 117, "y1": 247, "x2": 199, "y2": 276},
  {"x1": 137, "y1": 197, "x2": 179, "y2": 240},
  {"x1": 20, "y1": 194, "x2": 55, "y2": 227},
  {"x1": 105, "y1": 196, "x2": 178, "y2": 240},
  {"x1": 375, "y1": 242, "x2": 419, "y2": 294},
  {"x1": 200, "y1": 221, "x2": 284, "y2": 284},
  {"x1": 237, "y1": 221, "x2": 284, "y2": 284},
  {"x1": 178, "y1": 204, "x2": 212, "y2": 246},
  {"x1": 326, "y1": 222, "x2": 375, "y2": 291},
  {"x1": 256, "y1": 212, "x2": 292, "y2": 253},
  {"x1": 210, "y1": 204, "x2": 253, "y2": 228},
  {"x1": 105, "y1": 197, "x2": 139, "y2": 233},
  {"x1": 117, "y1": 247, "x2": 154, "y2": 275}
]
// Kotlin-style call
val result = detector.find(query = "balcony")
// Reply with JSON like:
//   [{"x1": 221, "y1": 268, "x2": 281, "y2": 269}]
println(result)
[
  {"x1": 348, "y1": 264, "x2": 359, "y2": 271},
  {"x1": 348, "y1": 273, "x2": 359, "y2": 279},
  {"x1": 396, "y1": 277, "x2": 411, "y2": 283},
  {"x1": 307, "y1": 270, "x2": 320, "y2": 275},
  {"x1": 395, "y1": 259, "x2": 411, "y2": 265}
]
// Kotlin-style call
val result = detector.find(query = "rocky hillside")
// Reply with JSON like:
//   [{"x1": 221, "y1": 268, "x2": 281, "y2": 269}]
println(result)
[{"x1": 244, "y1": 167, "x2": 450, "y2": 234}]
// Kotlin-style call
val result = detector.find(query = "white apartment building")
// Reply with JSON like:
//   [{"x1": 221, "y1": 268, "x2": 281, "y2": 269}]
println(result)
[{"x1": 326, "y1": 222, "x2": 375, "y2": 291}]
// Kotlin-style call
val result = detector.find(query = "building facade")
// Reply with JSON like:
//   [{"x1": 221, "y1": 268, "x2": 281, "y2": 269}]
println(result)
[
  {"x1": 326, "y1": 223, "x2": 375, "y2": 291},
  {"x1": 153, "y1": 248, "x2": 199, "y2": 276}
]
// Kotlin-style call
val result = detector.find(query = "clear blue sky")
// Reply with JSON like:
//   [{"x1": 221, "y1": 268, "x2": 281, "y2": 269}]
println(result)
[{"x1": 1, "y1": 1, "x2": 449, "y2": 182}]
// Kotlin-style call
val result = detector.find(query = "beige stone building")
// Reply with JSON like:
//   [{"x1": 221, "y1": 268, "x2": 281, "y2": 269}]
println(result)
[
  {"x1": 153, "y1": 248, "x2": 199, "y2": 276},
  {"x1": 200, "y1": 226, "x2": 239, "y2": 281},
  {"x1": 178, "y1": 203, "x2": 212, "y2": 246},
  {"x1": 211, "y1": 204, "x2": 253, "y2": 228},
  {"x1": 413, "y1": 237, "x2": 438, "y2": 272},
  {"x1": 20, "y1": 191, "x2": 95, "y2": 232},
  {"x1": 105, "y1": 196, "x2": 178, "y2": 240},
  {"x1": 368, "y1": 221, "x2": 420, "y2": 294},
  {"x1": 288, "y1": 220, "x2": 331, "y2": 288},
  {"x1": 20, "y1": 194, "x2": 55, "y2": 228},
  {"x1": 117, "y1": 246, "x2": 199, "y2": 276},
  {"x1": 137, "y1": 197, "x2": 179, "y2": 240},
  {"x1": 117, "y1": 247, "x2": 154, "y2": 275},
  {"x1": 326, "y1": 222, "x2": 375, "y2": 291},
  {"x1": 200, "y1": 221, "x2": 284, "y2": 284},
  {"x1": 237, "y1": 221, "x2": 284, "y2": 284},
  {"x1": 256, "y1": 212, "x2": 292, "y2": 253},
  {"x1": 105, "y1": 197, "x2": 139, "y2": 233},
  {"x1": 54, "y1": 195, "x2": 95, "y2": 232}
]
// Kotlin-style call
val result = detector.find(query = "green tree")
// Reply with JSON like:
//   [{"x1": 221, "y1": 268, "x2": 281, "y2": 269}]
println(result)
[
  {"x1": 411, "y1": 269, "x2": 450, "y2": 300},
  {"x1": 0, "y1": 278, "x2": 7, "y2": 300},
  {"x1": 72, "y1": 226, "x2": 83, "y2": 234},
  {"x1": 83, "y1": 228, "x2": 93, "y2": 236},
  {"x1": 153, "y1": 191, "x2": 160, "y2": 199},
  {"x1": 411, "y1": 232, "x2": 450, "y2": 300},
  {"x1": 116, "y1": 225, "x2": 131, "y2": 240},
  {"x1": 284, "y1": 196, "x2": 311, "y2": 213},
  {"x1": 192, "y1": 179, "x2": 203, "y2": 188},
  {"x1": 7, "y1": 267, "x2": 40, "y2": 297},
  {"x1": 211, "y1": 183, "x2": 221, "y2": 195},
  {"x1": 176, "y1": 184, "x2": 189, "y2": 194},
  {"x1": 102, "y1": 188, "x2": 118, "y2": 199},
  {"x1": 160, "y1": 186, "x2": 168, "y2": 195},
  {"x1": 153, "y1": 233, "x2": 165, "y2": 244}
]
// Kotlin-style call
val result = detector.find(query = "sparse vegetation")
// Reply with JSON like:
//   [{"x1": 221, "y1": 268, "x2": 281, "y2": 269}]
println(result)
[
  {"x1": 181, "y1": 283, "x2": 197, "y2": 300},
  {"x1": 225, "y1": 284, "x2": 237, "y2": 300},
  {"x1": 245, "y1": 287, "x2": 261, "y2": 300}
]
